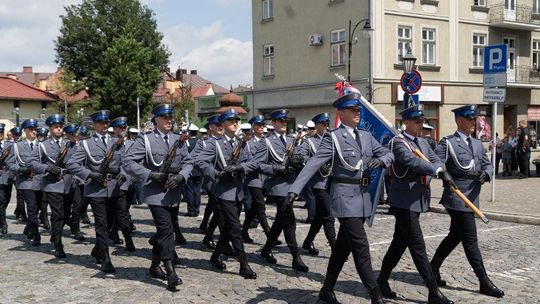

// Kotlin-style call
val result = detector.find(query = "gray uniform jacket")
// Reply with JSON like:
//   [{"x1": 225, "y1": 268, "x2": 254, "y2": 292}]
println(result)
[
  {"x1": 251, "y1": 133, "x2": 297, "y2": 197},
  {"x1": 122, "y1": 130, "x2": 193, "y2": 207},
  {"x1": 118, "y1": 138, "x2": 135, "y2": 192},
  {"x1": 244, "y1": 136, "x2": 264, "y2": 188},
  {"x1": 295, "y1": 134, "x2": 328, "y2": 190},
  {"x1": 6, "y1": 140, "x2": 42, "y2": 191},
  {"x1": 435, "y1": 132, "x2": 493, "y2": 212},
  {"x1": 289, "y1": 125, "x2": 394, "y2": 218},
  {"x1": 196, "y1": 135, "x2": 258, "y2": 202},
  {"x1": 66, "y1": 134, "x2": 126, "y2": 198},
  {"x1": 33, "y1": 138, "x2": 77, "y2": 194},
  {"x1": 0, "y1": 141, "x2": 14, "y2": 186},
  {"x1": 190, "y1": 138, "x2": 205, "y2": 178},
  {"x1": 387, "y1": 133, "x2": 444, "y2": 212}
]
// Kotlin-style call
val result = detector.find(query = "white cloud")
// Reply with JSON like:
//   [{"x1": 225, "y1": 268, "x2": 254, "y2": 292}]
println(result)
[{"x1": 162, "y1": 21, "x2": 253, "y2": 87}]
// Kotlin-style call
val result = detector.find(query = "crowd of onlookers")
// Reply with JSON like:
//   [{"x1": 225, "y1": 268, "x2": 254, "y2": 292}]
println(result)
[{"x1": 491, "y1": 120, "x2": 536, "y2": 178}]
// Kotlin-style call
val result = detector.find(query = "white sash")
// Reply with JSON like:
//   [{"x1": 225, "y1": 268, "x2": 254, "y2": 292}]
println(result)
[
  {"x1": 445, "y1": 139, "x2": 475, "y2": 172},
  {"x1": 215, "y1": 140, "x2": 228, "y2": 168},
  {"x1": 330, "y1": 132, "x2": 363, "y2": 172},
  {"x1": 143, "y1": 134, "x2": 164, "y2": 167},
  {"x1": 265, "y1": 138, "x2": 285, "y2": 163},
  {"x1": 388, "y1": 135, "x2": 414, "y2": 179},
  {"x1": 13, "y1": 142, "x2": 26, "y2": 166},
  {"x1": 39, "y1": 142, "x2": 56, "y2": 163},
  {"x1": 82, "y1": 140, "x2": 104, "y2": 165}
]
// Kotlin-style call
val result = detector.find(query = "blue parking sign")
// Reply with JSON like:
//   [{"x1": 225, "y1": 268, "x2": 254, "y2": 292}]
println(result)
[{"x1": 484, "y1": 45, "x2": 507, "y2": 74}]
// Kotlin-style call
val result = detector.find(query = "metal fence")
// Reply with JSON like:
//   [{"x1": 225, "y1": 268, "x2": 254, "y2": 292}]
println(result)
[
  {"x1": 509, "y1": 65, "x2": 540, "y2": 83},
  {"x1": 490, "y1": 3, "x2": 540, "y2": 25}
]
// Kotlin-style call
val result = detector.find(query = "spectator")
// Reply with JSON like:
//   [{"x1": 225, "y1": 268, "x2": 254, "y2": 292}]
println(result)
[
  {"x1": 501, "y1": 137, "x2": 513, "y2": 177},
  {"x1": 508, "y1": 127, "x2": 518, "y2": 174},
  {"x1": 516, "y1": 120, "x2": 530, "y2": 178},
  {"x1": 489, "y1": 132, "x2": 503, "y2": 175},
  {"x1": 529, "y1": 125, "x2": 537, "y2": 149}
]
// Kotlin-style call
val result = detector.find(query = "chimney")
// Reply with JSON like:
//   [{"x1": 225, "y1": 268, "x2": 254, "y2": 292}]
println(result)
[
  {"x1": 6, "y1": 74, "x2": 17, "y2": 80},
  {"x1": 190, "y1": 70, "x2": 197, "y2": 75},
  {"x1": 181, "y1": 69, "x2": 187, "y2": 75},
  {"x1": 175, "y1": 68, "x2": 182, "y2": 81},
  {"x1": 23, "y1": 66, "x2": 33, "y2": 73}
]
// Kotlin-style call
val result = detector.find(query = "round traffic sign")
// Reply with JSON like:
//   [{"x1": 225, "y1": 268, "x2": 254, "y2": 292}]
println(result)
[{"x1": 400, "y1": 70, "x2": 423, "y2": 94}]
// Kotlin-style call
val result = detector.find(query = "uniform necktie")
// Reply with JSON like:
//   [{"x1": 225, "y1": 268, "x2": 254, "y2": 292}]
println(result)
[
  {"x1": 280, "y1": 135, "x2": 287, "y2": 147},
  {"x1": 164, "y1": 135, "x2": 169, "y2": 148},
  {"x1": 56, "y1": 140, "x2": 61, "y2": 147},
  {"x1": 30, "y1": 142, "x2": 34, "y2": 151},
  {"x1": 229, "y1": 138, "x2": 235, "y2": 148},
  {"x1": 354, "y1": 129, "x2": 362, "y2": 150},
  {"x1": 466, "y1": 137, "x2": 474, "y2": 154},
  {"x1": 101, "y1": 136, "x2": 107, "y2": 147}
]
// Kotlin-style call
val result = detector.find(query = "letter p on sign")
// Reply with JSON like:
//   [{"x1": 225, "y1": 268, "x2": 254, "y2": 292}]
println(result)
[{"x1": 484, "y1": 44, "x2": 507, "y2": 74}]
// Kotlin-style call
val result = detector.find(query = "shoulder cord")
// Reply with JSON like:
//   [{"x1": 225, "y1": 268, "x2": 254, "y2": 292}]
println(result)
[
  {"x1": 82, "y1": 140, "x2": 104, "y2": 165},
  {"x1": 39, "y1": 142, "x2": 56, "y2": 163},
  {"x1": 264, "y1": 138, "x2": 285, "y2": 163},
  {"x1": 318, "y1": 135, "x2": 334, "y2": 178},
  {"x1": 215, "y1": 140, "x2": 228, "y2": 168},
  {"x1": 13, "y1": 143, "x2": 25, "y2": 166},
  {"x1": 388, "y1": 136, "x2": 414, "y2": 179},
  {"x1": 330, "y1": 132, "x2": 363, "y2": 172},
  {"x1": 143, "y1": 134, "x2": 164, "y2": 167},
  {"x1": 445, "y1": 139, "x2": 475, "y2": 172},
  {"x1": 307, "y1": 137, "x2": 317, "y2": 155}
]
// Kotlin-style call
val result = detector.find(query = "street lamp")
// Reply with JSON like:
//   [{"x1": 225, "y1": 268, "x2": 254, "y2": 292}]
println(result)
[
  {"x1": 402, "y1": 48, "x2": 417, "y2": 74},
  {"x1": 347, "y1": 18, "x2": 373, "y2": 101},
  {"x1": 14, "y1": 106, "x2": 20, "y2": 127}
]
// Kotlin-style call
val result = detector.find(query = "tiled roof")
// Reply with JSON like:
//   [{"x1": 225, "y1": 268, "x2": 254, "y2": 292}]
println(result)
[
  {"x1": 0, "y1": 72, "x2": 53, "y2": 87},
  {"x1": 0, "y1": 77, "x2": 57, "y2": 102}
]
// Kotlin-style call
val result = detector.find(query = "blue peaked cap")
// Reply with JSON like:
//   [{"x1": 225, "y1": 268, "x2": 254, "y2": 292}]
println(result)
[
  {"x1": 207, "y1": 115, "x2": 221, "y2": 126},
  {"x1": 452, "y1": 105, "x2": 477, "y2": 118},
  {"x1": 0, "y1": 123, "x2": 5, "y2": 133},
  {"x1": 248, "y1": 115, "x2": 265, "y2": 125},
  {"x1": 400, "y1": 104, "x2": 425, "y2": 120},
  {"x1": 333, "y1": 93, "x2": 362, "y2": 109},
  {"x1": 312, "y1": 113, "x2": 330, "y2": 124},
  {"x1": 218, "y1": 109, "x2": 241, "y2": 123},
  {"x1": 269, "y1": 109, "x2": 288, "y2": 120},
  {"x1": 90, "y1": 110, "x2": 111, "y2": 122},
  {"x1": 152, "y1": 103, "x2": 174, "y2": 117},
  {"x1": 21, "y1": 119, "x2": 38, "y2": 129},
  {"x1": 37, "y1": 127, "x2": 49, "y2": 137},
  {"x1": 10, "y1": 127, "x2": 22, "y2": 136},
  {"x1": 78, "y1": 126, "x2": 89, "y2": 135},
  {"x1": 45, "y1": 114, "x2": 65, "y2": 126},
  {"x1": 63, "y1": 124, "x2": 79, "y2": 135},
  {"x1": 110, "y1": 116, "x2": 128, "y2": 127}
]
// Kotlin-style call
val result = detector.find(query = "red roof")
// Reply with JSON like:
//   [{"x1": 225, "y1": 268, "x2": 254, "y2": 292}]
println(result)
[{"x1": 0, "y1": 77, "x2": 57, "y2": 102}]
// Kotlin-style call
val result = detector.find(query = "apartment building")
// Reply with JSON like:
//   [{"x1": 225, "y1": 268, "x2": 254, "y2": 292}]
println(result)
[{"x1": 252, "y1": 0, "x2": 540, "y2": 141}]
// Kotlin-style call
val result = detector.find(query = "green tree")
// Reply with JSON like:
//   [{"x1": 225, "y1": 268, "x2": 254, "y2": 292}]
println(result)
[{"x1": 55, "y1": 0, "x2": 169, "y2": 123}]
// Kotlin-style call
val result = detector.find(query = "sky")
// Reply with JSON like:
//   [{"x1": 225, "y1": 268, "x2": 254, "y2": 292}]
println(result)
[{"x1": 0, "y1": 0, "x2": 253, "y2": 88}]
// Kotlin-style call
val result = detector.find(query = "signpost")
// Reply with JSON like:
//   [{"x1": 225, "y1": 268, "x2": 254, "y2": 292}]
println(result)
[{"x1": 483, "y1": 44, "x2": 507, "y2": 203}]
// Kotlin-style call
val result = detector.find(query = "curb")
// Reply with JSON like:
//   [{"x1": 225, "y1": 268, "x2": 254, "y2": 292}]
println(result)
[{"x1": 429, "y1": 206, "x2": 540, "y2": 226}]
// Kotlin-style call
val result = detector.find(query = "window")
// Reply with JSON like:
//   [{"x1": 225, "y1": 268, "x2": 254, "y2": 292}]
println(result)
[
  {"x1": 474, "y1": 0, "x2": 487, "y2": 6},
  {"x1": 472, "y1": 33, "x2": 487, "y2": 67},
  {"x1": 533, "y1": 40, "x2": 540, "y2": 69},
  {"x1": 397, "y1": 25, "x2": 412, "y2": 63},
  {"x1": 331, "y1": 29, "x2": 346, "y2": 66},
  {"x1": 262, "y1": 0, "x2": 273, "y2": 20},
  {"x1": 422, "y1": 28, "x2": 436, "y2": 65},
  {"x1": 263, "y1": 44, "x2": 274, "y2": 76},
  {"x1": 535, "y1": 0, "x2": 540, "y2": 13}
]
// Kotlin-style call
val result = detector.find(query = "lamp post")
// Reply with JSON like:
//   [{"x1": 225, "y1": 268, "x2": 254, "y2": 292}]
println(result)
[
  {"x1": 77, "y1": 107, "x2": 85, "y2": 124},
  {"x1": 14, "y1": 106, "x2": 20, "y2": 127},
  {"x1": 347, "y1": 18, "x2": 373, "y2": 101},
  {"x1": 401, "y1": 48, "x2": 418, "y2": 109}
]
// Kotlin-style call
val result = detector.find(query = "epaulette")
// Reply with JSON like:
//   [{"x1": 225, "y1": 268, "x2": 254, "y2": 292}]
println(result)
[
  {"x1": 144, "y1": 131, "x2": 153, "y2": 135},
  {"x1": 173, "y1": 131, "x2": 180, "y2": 135},
  {"x1": 441, "y1": 135, "x2": 454, "y2": 140}
]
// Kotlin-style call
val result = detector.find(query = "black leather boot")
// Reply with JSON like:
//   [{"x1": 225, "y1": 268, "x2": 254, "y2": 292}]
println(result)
[
  {"x1": 238, "y1": 252, "x2": 257, "y2": 279},
  {"x1": 100, "y1": 249, "x2": 116, "y2": 273},
  {"x1": 202, "y1": 236, "x2": 215, "y2": 250},
  {"x1": 163, "y1": 259, "x2": 182, "y2": 291},
  {"x1": 31, "y1": 225, "x2": 41, "y2": 246},
  {"x1": 40, "y1": 205, "x2": 50, "y2": 230},
  {"x1": 478, "y1": 271, "x2": 505, "y2": 298},
  {"x1": 122, "y1": 229, "x2": 135, "y2": 252},
  {"x1": 430, "y1": 261, "x2": 447, "y2": 287},
  {"x1": 242, "y1": 229, "x2": 254, "y2": 244},
  {"x1": 319, "y1": 287, "x2": 341, "y2": 304},
  {"x1": 290, "y1": 246, "x2": 309, "y2": 272},
  {"x1": 70, "y1": 223, "x2": 85, "y2": 241},
  {"x1": 376, "y1": 277, "x2": 396, "y2": 299},
  {"x1": 174, "y1": 224, "x2": 187, "y2": 245},
  {"x1": 426, "y1": 278, "x2": 454, "y2": 304},
  {"x1": 210, "y1": 250, "x2": 226, "y2": 270},
  {"x1": 80, "y1": 213, "x2": 91, "y2": 225},
  {"x1": 149, "y1": 249, "x2": 166, "y2": 280},
  {"x1": 260, "y1": 243, "x2": 277, "y2": 264},
  {"x1": 91, "y1": 246, "x2": 103, "y2": 264},
  {"x1": 172, "y1": 250, "x2": 182, "y2": 266},
  {"x1": 0, "y1": 218, "x2": 7, "y2": 234},
  {"x1": 302, "y1": 241, "x2": 319, "y2": 255},
  {"x1": 368, "y1": 286, "x2": 384, "y2": 304},
  {"x1": 52, "y1": 235, "x2": 67, "y2": 258}
]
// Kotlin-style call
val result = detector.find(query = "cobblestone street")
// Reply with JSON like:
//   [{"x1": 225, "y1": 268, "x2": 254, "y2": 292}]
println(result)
[{"x1": 0, "y1": 189, "x2": 539, "y2": 304}]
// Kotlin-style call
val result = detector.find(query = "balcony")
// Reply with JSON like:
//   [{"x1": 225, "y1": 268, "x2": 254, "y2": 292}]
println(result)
[
  {"x1": 490, "y1": 3, "x2": 540, "y2": 30},
  {"x1": 507, "y1": 65, "x2": 540, "y2": 88}
]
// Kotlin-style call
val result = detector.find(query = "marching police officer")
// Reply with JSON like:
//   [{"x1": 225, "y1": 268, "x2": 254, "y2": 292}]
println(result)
[
  {"x1": 377, "y1": 105, "x2": 453, "y2": 303},
  {"x1": 288, "y1": 93, "x2": 394, "y2": 304},
  {"x1": 430, "y1": 105, "x2": 504, "y2": 298},
  {"x1": 75, "y1": 125, "x2": 91, "y2": 225},
  {"x1": 196, "y1": 108, "x2": 257, "y2": 279},
  {"x1": 0, "y1": 123, "x2": 12, "y2": 234},
  {"x1": 240, "y1": 115, "x2": 272, "y2": 243},
  {"x1": 31, "y1": 115, "x2": 75, "y2": 257},
  {"x1": 67, "y1": 110, "x2": 129, "y2": 273},
  {"x1": 185, "y1": 124, "x2": 202, "y2": 217},
  {"x1": 9, "y1": 127, "x2": 26, "y2": 223},
  {"x1": 123, "y1": 104, "x2": 193, "y2": 291},
  {"x1": 6, "y1": 119, "x2": 44, "y2": 246},
  {"x1": 253, "y1": 109, "x2": 309, "y2": 272},
  {"x1": 296, "y1": 113, "x2": 336, "y2": 255}
]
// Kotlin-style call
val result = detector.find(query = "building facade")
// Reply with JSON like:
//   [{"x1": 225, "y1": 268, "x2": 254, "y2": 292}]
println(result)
[{"x1": 252, "y1": 0, "x2": 540, "y2": 143}]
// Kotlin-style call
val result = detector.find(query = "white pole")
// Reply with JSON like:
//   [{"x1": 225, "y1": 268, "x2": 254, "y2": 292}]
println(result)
[
  {"x1": 491, "y1": 102, "x2": 497, "y2": 202},
  {"x1": 136, "y1": 97, "x2": 140, "y2": 130}
]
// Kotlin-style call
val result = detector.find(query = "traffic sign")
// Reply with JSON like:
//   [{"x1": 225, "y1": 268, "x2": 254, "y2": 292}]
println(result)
[
  {"x1": 483, "y1": 88, "x2": 506, "y2": 103},
  {"x1": 400, "y1": 70, "x2": 422, "y2": 94},
  {"x1": 403, "y1": 93, "x2": 419, "y2": 109},
  {"x1": 484, "y1": 45, "x2": 508, "y2": 74},
  {"x1": 483, "y1": 72, "x2": 507, "y2": 88}
]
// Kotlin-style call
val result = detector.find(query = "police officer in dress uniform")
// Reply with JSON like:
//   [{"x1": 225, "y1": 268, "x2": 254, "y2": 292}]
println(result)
[
  {"x1": 123, "y1": 104, "x2": 193, "y2": 291},
  {"x1": 296, "y1": 113, "x2": 336, "y2": 255},
  {"x1": 66, "y1": 110, "x2": 131, "y2": 273},
  {"x1": 287, "y1": 93, "x2": 394, "y2": 304},
  {"x1": 106, "y1": 117, "x2": 136, "y2": 250},
  {"x1": 185, "y1": 124, "x2": 202, "y2": 217},
  {"x1": 376, "y1": 105, "x2": 453, "y2": 304},
  {"x1": 74, "y1": 125, "x2": 92, "y2": 225},
  {"x1": 9, "y1": 127, "x2": 27, "y2": 223},
  {"x1": 36, "y1": 127, "x2": 51, "y2": 230},
  {"x1": 430, "y1": 105, "x2": 504, "y2": 298},
  {"x1": 0, "y1": 123, "x2": 11, "y2": 234},
  {"x1": 253, "y1": 109, "x2": 309, "y2": 272},
  {"x1": 6, "y1": 119, "x2": 44, "y2": 246},
  {"x1": 240, "y1": 115, "x2": 272, "y2": 243},
  {"x1": 196, "y1": 109, "x2": 257, "y2": 279}
]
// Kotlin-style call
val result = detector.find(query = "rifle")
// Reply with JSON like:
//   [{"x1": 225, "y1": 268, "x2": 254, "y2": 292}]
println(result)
[
  {"x1": 159, "y1": 132, "x2": 188, "y2": 189},
  {"x1": 51, "y1": 134, "x2": 79, "y2": 180},
  {"x1": 0, "y1": 147, "x2": 10, "y2": 169},
  {"x1": 98, "y1": 136, "x2": 125, "y2": 188},
  {"x1": 282, "y1": 130, "x2": 308, "y2": 173},
  {"x1": 227, "y1": 131, "x2": 252, "y2": 178}
]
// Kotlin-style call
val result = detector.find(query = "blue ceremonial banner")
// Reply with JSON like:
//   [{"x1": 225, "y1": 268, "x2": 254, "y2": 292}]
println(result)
[{"x1": 357, "y1": 96, "x2": 399, "y2": 227}]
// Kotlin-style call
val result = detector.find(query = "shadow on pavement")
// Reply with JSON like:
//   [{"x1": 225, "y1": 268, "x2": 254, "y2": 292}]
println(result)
[{"x1": 245, "y1": 286, "x2": 320, "y2": 304}]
